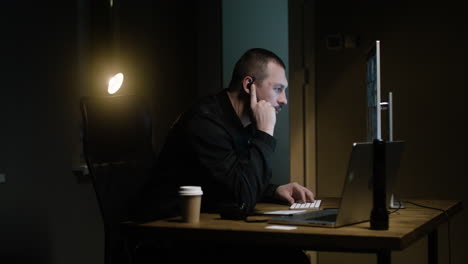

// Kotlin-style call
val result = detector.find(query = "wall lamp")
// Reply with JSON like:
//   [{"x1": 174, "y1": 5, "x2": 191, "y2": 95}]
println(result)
[{"x1": 108, "y1": 72, "x2": 124, "y2": 94}]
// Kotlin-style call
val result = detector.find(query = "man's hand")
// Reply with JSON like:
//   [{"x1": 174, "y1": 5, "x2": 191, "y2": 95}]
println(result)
[
  {"x1": 275, "y1": 182, "x2": 315, "y2": 205},
  {"x1": 250, "y1": 84, "x2": 276, "y2": 136}
]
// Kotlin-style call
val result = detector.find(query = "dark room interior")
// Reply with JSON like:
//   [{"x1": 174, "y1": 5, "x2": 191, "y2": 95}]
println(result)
[{"x1": 1, "y1": 1, "x2": 466, "y2": 264}]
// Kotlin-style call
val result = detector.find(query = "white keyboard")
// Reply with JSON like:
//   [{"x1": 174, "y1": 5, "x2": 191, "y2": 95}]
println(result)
[{"x1": 289, "y1": 200, "x2": 322, "y2": 210}]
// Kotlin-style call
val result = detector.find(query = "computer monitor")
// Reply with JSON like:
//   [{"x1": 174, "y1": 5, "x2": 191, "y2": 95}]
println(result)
[
  {"x1": 366, "y1": 41, "x2": 404, "y2": 208},
  {"x1": 366, "y1": 40, "x2": 382, "y2": 141}
]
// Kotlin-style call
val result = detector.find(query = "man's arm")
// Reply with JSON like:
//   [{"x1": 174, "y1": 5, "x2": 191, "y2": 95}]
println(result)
[
  {"x1": 248, "y1": 81, "x2": 314, "y2": 204},
  {"x1": 185, "y1": 114, "x2": 276, "y2": 212}
]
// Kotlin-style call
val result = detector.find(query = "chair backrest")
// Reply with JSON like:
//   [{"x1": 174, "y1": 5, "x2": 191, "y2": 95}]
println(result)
[{"x1": 80, "y1": 95, "x2": 154, "y2": 225}]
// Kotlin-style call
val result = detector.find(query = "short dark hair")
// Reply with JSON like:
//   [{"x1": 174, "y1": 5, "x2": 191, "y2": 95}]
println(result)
[{"x1": 228, "y1": 48, "x2": 286, "y2": 90}]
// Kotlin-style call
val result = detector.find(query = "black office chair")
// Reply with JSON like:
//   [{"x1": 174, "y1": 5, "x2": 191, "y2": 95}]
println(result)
[{"x1": 80, "y1": 95, "x2": 154, "y2": 264}]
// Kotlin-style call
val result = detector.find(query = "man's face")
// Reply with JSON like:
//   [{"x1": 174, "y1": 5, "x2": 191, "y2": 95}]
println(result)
[{"x1": 255, "y1": 61, "x2": 288, "y2": 114}]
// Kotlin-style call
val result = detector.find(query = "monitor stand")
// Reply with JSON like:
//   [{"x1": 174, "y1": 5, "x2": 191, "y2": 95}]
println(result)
[{"x1": 389, "y1": 193, "x2": 405, "y2": 209}]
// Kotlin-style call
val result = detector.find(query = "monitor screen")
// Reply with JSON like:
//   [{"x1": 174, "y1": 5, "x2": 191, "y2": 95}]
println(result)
[{"x1": 366, "y1": 40, "x2": 382, "y2": 141}]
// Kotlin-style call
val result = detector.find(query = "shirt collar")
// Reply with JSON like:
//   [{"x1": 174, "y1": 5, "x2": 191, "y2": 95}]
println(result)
[{"x1": 218, "y1": 89, "x2": 248, "y2": 131}]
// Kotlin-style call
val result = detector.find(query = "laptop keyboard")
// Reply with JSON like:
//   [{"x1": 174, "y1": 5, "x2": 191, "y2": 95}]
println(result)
[{"x1": 289, "y1": 200, "x2": 322, "y2": 209}]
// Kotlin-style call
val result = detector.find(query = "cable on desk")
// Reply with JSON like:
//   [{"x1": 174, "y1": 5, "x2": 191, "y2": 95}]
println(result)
[
  {"x1": 388, "y1": 200, "x2": 405, "y2": 215},
  {"x1": 402, "y1": 200, "x2": 452, "y2": 264}
]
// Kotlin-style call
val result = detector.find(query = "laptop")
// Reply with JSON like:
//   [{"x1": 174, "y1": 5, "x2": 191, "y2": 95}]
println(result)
[{"x1": 268, "y1": 141, "x2": 404, "y2": 228}]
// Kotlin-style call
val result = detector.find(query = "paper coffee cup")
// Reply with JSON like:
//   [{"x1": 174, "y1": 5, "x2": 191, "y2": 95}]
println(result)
[{"x1": 179, "y1": 186, "x2": 203, "y2": 223}]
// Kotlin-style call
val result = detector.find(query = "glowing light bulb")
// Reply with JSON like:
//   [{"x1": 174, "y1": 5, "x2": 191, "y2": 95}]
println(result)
[{"x1": 108, "y1": 73, "x2": 124, "y2": 94}]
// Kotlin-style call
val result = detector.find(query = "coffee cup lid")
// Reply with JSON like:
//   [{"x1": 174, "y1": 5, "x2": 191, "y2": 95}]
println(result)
[{"x1": 179, "y1": 186, "x2": 203, "y2": 196}]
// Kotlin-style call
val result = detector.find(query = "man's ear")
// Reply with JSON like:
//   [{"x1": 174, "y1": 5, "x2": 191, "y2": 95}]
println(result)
[{"x1": 242, "y1": 76, "x2": 255, "y2": 94}]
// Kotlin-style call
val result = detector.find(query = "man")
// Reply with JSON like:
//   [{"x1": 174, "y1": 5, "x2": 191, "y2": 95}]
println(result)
[
  {"x1": 135, "y1": 48, "x2": 311, "y2": 263},
  {"x1": 136, "y1": 48, "x2": 314, "y2": 221}
]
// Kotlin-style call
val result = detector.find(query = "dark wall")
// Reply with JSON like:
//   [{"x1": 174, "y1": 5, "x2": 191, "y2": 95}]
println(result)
[
  {"x1": 0, "y1": 1, "x2": 221, "y2": 263},
  {"x1": 315, "y1": 2, "x2": 467, "y2": 264},
  {"x1": 0, "y1": 2, "x2": 97, "y2": 264}
]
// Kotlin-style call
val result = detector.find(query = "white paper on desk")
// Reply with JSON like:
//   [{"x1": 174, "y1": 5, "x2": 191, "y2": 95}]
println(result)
[
  {"x1": 265, "y1": 225, "x2": 297, "y2": 230},
  {"x1": 263, "y1": 210, "x2": 306, "y2": 215}
]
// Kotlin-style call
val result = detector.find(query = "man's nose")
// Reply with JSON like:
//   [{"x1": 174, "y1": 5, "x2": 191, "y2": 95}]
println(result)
[{"x1": 278, "y1": 90, "x2": 288, "y2": 105}]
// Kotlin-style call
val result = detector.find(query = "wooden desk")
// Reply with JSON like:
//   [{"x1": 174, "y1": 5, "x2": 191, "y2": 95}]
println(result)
[{"x1": 124, "y1": 199, "x2": 462, "y2": 264}]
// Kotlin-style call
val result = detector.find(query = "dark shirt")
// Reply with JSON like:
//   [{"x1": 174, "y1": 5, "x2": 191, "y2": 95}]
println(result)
[{"x1": 135, "y1": 89, "x2": 279, "y2": 221}]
